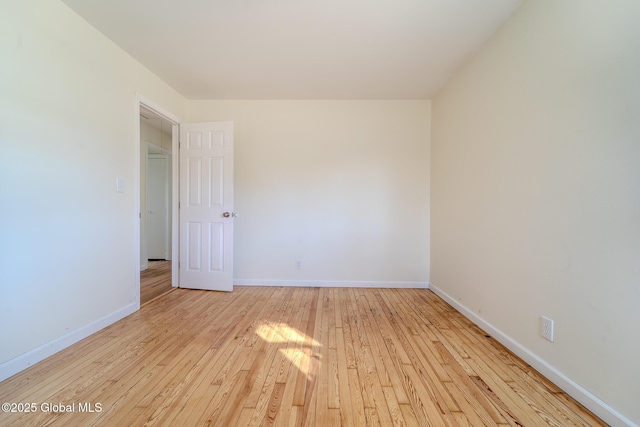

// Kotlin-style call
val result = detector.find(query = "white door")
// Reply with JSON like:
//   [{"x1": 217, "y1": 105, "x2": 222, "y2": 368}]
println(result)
[
  {"x1": 179, "y1": 122, "x2": 234, "y2": 291},
  {"x1": 147, "y1": 155, "x2": 169, "y2": 259}
]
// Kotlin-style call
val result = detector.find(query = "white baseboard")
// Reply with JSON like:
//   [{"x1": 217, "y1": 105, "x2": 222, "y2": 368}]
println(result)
[
  {"x1": 234, "y1": 279, "x2": 429, "y2": 289},
  {"x1": 428, "y1": 283, "x2": 637, "y2": 427},
  {"x1": 0, "y1": 303, "x2": 137, "y2": 382}
]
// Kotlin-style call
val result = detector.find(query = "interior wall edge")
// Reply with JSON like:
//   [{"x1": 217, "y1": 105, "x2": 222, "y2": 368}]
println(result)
[
  {"x1": 234, "y1": 280, "x2": 430, "y2": 289},
  {"x1": 428, "y1": 282, "x2": 638, "y2": 427},
  {"x1": 0, "y1": 303, "x2": 137, "y2": 383}
]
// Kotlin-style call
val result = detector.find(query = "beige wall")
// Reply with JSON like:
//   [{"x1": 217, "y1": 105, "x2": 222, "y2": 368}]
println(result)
[
  {"x1": 0, "y1": 0, "x2": 185, "y2": 371},
  {"x1": 187, "y1": 100, "x2": 431, "y2": 285},
  {"x1": 431, "y1": 0, "x2": 640, "y2": 424}
]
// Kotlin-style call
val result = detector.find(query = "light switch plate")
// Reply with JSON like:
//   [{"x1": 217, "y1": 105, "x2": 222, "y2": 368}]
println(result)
[{"x1": 116, "y1": 177, "x2": 125, "y2": 193}]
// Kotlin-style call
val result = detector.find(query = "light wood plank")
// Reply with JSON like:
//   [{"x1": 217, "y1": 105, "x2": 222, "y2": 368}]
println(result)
[
  {"x1": 140, "y1": 260, "x2": 173, "y2": 304},
  {"x1": 0, "y1": 287, "x2": 606, "y2": 427}
]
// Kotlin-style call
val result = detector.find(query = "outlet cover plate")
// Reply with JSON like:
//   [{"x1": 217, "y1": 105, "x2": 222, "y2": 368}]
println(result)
[{"x1": 541, "y1": 316, "x2": 554, "y2": 342}]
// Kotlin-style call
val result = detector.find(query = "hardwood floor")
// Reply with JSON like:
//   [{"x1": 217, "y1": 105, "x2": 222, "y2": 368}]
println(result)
[
  {"x1": 140, "y1": 260, "x2": 173, "y2": 305},
  {"x1": 0, "y1": 287, "x2": 605, "y2": 426}
]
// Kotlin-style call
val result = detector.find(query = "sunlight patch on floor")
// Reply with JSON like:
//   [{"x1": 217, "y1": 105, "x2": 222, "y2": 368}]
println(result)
[
  {"x1": 255, "y1": 321, "x2": 322, "y2": 381},
  {"x1": 279, "y1": 348, "x2": 319, "y2": 380},
  {"x1": 255, "y1": 322, "x2": 321, "y2": 347}
]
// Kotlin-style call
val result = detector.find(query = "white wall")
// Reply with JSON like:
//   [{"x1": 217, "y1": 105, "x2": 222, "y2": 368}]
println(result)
[
  {"x1": 0, "y1": 0, "x2": 185, "y2": 374},
  {"x1": 140, "y1": 119, "x2": 173, "y2": 269},
  {"x1": 431, "y1": 0, "x2": 640, "y2": 425},
  {"x1": 139, "y1": 119, "x2": 150, "y2": 270},
  {"x1": 187, "y1": 100, "x2": 431, "y2": 286}
]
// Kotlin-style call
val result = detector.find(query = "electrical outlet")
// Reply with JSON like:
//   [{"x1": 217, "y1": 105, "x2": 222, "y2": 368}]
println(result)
[
  {"x1": 541, "y1": 316, "x2": 554, "y2": 342},
  {"x1": 295, "y1": 259, "x2": 302, "y2": 270}
]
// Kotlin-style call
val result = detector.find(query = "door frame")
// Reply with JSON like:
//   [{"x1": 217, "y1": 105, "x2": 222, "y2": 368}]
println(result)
[{"x1": 135, "y1": 94, "x2": 180, "y2": 308}]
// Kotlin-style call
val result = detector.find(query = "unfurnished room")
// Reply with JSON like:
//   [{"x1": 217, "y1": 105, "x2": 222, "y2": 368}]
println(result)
[{"x1": 1, "y1": 0, "x2": 639, "y2": 426}]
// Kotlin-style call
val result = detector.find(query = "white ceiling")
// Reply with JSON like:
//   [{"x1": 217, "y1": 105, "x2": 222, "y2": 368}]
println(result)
[{"x1": 61, "y1": 0, "x2": 523, "y2": 99}]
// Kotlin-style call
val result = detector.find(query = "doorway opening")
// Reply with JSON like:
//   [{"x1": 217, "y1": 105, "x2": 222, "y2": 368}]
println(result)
[{"x1": 137, "y1": 99, "x2": 179, "y2": 305}]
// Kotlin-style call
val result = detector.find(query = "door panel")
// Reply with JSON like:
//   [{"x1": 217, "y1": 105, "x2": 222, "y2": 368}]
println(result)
[{"x1": 179, "y1": 122, "x2": 234, "y2": 291}]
